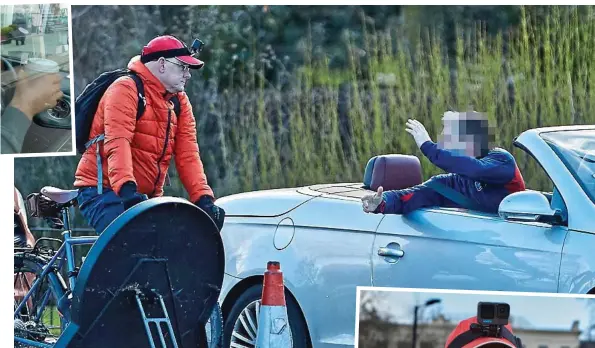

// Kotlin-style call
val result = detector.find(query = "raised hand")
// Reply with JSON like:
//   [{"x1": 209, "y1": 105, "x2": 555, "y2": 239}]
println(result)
[{"x1": 405, "y1": 119, "x2": 432, "y2": 148}]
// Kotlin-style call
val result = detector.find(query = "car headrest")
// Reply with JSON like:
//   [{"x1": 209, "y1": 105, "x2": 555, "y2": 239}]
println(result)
[{"x1": 363, "y1": 154, "x2": 423, "y2": 191}]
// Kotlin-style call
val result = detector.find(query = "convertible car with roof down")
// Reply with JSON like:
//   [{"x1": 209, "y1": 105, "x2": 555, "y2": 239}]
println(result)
[{"x1": 215, "y1": 125, "x2": 595, "y2": 348}]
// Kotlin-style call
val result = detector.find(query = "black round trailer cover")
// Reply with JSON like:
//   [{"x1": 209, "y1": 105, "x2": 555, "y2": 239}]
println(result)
[{"x1": 58, "y1": 197, "x2": 224, "y2": 348}]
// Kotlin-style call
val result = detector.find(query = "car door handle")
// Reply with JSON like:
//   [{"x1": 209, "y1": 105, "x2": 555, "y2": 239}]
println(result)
[{"x1": 378, "y1": 245, "x2": 404, "y2": 258}]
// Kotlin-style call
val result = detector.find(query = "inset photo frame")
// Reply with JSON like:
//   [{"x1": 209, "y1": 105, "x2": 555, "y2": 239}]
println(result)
[
  {"x1": 1, "y1": 3, "x2": 74, "y2": 156},
  {"x1": 356, "y1": 287, "x2": 595, "y2": 348}
]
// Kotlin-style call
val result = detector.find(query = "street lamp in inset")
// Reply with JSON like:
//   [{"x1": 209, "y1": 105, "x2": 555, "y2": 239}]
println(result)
[{"x1": 412, "y1": 298, "x2": 442, "y2": 348}]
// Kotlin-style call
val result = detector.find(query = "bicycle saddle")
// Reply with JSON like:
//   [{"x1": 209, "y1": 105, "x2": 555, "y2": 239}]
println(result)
[{"x1": 41, "y1": 186, "x2": 79, "y2": 204}]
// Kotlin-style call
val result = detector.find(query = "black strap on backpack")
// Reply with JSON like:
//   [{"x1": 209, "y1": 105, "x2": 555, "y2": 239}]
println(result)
[
  {"x1": 121, "y1": 72, "x2": 181, "y2": 118},
  {"x1": 130, "y1": 73, "x2": 146, "y2": 120},
  {"x1": 170, "y1": 95, "x2": 181, "y2": 117}
]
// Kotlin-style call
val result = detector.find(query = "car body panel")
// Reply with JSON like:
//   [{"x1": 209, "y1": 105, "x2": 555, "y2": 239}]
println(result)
[
  {"x1": 372, "y1": 208, "x2": 567, "y2": 292},
  {"x1": 558, "y1": 230, "x2": 595, "y2": 294},
  {"x1": 215, "y1": 188, "x2": 316, "y2": 217},
  {"x1": 219, "y1": 197, "x2": 380, "y2": 348}
]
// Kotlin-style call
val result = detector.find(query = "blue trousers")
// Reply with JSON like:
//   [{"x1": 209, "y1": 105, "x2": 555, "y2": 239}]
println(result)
[{"x1": 76, "y1": 187, "x2": 126, "y2": 234}]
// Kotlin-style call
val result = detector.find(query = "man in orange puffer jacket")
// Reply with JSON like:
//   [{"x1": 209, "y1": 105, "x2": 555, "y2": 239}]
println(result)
[{"x1": 74, "y1": 35, "x2": 224, "y2": 234}]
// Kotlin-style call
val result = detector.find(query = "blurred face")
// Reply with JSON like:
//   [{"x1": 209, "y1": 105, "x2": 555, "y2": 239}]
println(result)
[
  {"x1": 438, "y1": 111, "x2": 490, "y2": 157},
  {"x1": 438, "y1": 112, "x2": 473, "y2": 156},
  {"x1": 156, "y1": 57, "x2": 191, "y2": 93}
]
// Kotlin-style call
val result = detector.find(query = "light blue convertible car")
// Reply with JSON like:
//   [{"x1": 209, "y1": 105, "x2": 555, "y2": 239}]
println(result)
[{"x1": 216, "y1": 125, "x2": 595, "y2": 348}]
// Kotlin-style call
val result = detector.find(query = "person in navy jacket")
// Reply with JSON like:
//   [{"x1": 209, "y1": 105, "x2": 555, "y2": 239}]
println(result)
[{"x1": 361, "y1": 111, "x2": 525, "y2": 215}]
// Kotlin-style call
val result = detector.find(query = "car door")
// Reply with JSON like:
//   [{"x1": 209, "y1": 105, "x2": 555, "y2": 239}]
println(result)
[
  {"x1": 371, "y1": 207, "x2": 567, "y2": 292},
  {"x1": 290, "y1": 187, "x2": 381, "y2": 348}
]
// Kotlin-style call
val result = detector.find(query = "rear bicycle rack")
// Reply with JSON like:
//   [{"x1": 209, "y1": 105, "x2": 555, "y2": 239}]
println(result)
[{"x1": 134, "y1": 288, "x2": 179, "y2": 348}]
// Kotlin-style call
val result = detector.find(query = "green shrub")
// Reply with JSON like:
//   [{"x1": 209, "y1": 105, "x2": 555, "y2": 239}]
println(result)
[{"x1": 1, "y1": 26, "x2": 12, "y2": 37}]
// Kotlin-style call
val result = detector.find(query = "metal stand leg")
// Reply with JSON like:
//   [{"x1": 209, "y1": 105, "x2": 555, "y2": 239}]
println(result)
[{"x1": 134, "y1": 289, "x2": 179, "y2": 348}]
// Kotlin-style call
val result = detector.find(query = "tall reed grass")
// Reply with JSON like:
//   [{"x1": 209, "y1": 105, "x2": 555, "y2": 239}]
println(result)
[{"x1": 207, "y1": 5, "x2": 594, "y2": 195}]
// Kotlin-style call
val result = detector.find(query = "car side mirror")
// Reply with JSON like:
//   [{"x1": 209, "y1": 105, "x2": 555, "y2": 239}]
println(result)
[{"x1": 498, "y1": 191, "x2": 561, "y2": 223}]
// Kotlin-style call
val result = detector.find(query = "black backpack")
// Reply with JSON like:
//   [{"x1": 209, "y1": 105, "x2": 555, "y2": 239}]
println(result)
[{"x1": 74, "y1": 69, "x2": 180, "y2": 155}]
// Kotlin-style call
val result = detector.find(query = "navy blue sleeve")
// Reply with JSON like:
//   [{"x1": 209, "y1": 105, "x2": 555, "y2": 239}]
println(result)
[
  {"x1": 419, "y1": 141, "x2": 515, "y2": 184},
  {"x1": 378, "y1": 174, "x2": 457, "y2": 215}
]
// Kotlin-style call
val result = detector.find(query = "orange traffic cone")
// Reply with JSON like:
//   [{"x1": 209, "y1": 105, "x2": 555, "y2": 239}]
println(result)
[{"x1": 255, "y1": 261, "x2": 293, "y2": 348}]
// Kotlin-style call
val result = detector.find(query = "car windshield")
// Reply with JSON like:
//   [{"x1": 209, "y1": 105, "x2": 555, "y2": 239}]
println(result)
[
  {"x1": 0, "y1": 4, "x2": 69, "y2": 73},
  {"x1": 541, "y1": 129, "x2": 595, "y2": 204}
]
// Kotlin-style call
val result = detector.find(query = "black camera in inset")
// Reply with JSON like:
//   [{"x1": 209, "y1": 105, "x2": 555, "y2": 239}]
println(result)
[
  {"x1": 453, "y1": 302, "x2": 522, "y2": 348},
  {"x1": 477, "y1": 302, "x2": 510, "y2": 326}
]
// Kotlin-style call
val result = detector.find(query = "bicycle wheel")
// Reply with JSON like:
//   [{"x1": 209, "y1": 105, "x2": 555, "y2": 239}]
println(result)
[
  {"x1": 14, "y1": 253, "x2": 64, "y2": 346},
  {"x1": 206, "y1": 301, "x2": 223, "y2": 348}
]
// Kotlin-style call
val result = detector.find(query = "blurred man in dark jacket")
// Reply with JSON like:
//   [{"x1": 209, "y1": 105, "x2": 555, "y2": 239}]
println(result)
[{"x1": 362, "y1": 111, "x2": 525, "y2": 214}]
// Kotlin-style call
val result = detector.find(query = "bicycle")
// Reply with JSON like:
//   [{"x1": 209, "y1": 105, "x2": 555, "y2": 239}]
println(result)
[{"x1": 14, "y1": 186, "x2": 223, "y2": 348}]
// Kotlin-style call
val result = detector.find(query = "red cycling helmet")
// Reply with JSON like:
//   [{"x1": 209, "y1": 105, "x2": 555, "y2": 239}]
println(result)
[
  {"x1": 140, "y1": 35, "x2": 204, "y2": 69},
  {"x1": 444, "y1": 316, "x2": 522, "y2": 348}
]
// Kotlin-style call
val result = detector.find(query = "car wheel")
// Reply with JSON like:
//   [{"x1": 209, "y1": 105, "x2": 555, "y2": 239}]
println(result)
[{"x1": 223, "y1": 284, "x2": 309, "y2": 348}]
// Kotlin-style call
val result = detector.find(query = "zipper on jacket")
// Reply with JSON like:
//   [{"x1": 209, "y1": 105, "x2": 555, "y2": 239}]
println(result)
[{"x1": 150, "y1": 107, "x2": 173, "y2": 197}]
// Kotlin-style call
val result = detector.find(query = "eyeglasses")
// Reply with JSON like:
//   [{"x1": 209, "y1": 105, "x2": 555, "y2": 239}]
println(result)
[{"x1": 165, "y1": 58, "x2": 190, "y2": 73}]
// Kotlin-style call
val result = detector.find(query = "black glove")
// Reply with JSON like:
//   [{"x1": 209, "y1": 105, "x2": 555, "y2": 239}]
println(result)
[
  {"x1": 195, "y1": 195, "x2": 225, "y2": 231},
  {"x1": 118, "y1": 181, "x2": 148, "y2": 210}
]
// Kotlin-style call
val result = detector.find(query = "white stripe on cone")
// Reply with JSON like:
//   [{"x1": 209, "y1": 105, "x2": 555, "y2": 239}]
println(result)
[{"x1": 256, "y1": 305, "x2": 293, "y2": 348}]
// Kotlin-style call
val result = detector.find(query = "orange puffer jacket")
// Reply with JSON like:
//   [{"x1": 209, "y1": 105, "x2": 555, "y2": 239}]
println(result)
[{"x1": 74, "y1": 56, "x2": 214, "y2": 203}]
